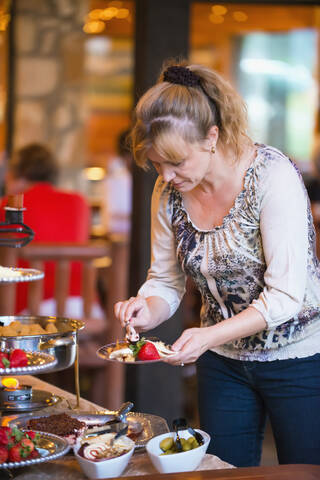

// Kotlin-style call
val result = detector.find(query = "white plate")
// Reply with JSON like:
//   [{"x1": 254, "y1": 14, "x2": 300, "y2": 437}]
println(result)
[{"x1": 0, "y1": 267, "x2": 44, "y2": 283}]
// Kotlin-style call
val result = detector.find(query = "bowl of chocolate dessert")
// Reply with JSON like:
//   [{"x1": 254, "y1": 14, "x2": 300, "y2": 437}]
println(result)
[{"x1": 74, "y1": 431, "x2": 135, "y2": 479}]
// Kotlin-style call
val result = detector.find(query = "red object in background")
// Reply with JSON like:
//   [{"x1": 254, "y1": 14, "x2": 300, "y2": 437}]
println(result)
[{"x1": 0, "y1": 183, "x2": 90, "y2": 313}]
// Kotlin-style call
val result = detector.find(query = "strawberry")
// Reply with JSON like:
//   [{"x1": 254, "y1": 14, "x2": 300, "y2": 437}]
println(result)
[
  {"x1": 137, "y1": 342, "x2": 160, "y2": 360},
  {"x1": 0, "y1": 352, "x2": 10, "y2": 368},
  {"x1": 9, "y1": 349, "x2": 28, "y2": 368},
  {"x1": 25, "y1": 430, "x2": 36, "y2": 440},
  {"x1": 8, "y1": 445, "x2": 29, "y2": 462},
  {"x1": 28, "y1": 449, "x2": 40, "y2": 459},
  {"x1": 19, "y1": 438, "x2": 34, "y2": 453},
  {"x1": 0, "y1": 446, "x2": 8, "y2": 464},
  {"x1": 0, "y1": 427, "x2": 12, "y2": 446}
]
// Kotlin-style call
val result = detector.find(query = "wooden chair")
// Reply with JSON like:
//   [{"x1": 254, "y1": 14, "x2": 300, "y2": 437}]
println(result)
[{"x1": 0, "y1": 238, "x2": 129, "y2": 408}]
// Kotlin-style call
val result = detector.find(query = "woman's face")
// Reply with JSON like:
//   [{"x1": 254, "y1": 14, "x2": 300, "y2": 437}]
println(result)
[{"x1": 148, "y1": 141, "x2": 212, "y2": 192}]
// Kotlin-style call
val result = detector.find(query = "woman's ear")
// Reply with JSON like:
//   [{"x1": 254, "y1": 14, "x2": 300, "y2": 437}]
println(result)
[{"x1": 207, "y1": 125, "x2": 219, "y2": 146}]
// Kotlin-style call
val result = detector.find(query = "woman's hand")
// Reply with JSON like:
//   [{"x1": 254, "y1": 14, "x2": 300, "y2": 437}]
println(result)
[
  {"x1": 114, "y1": 296, "x2": 152, "y2": 332},
  {"x1": 163, "y1": 308, "x2": 267, "y2": 366},
  {"x1": 164, "y1": 327, "x2": 210, "y2": 366}
]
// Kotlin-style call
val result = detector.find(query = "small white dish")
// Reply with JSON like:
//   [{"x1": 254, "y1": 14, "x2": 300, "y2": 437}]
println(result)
[
  {"x1": 73, "y1": 434, "x2": 135, "y2": 479},
  {"x1": 146, "y1": 429, "x2": 210, "y2": 474}
]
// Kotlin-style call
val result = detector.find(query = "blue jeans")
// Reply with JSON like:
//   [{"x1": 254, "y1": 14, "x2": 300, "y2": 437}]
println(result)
[{"x1": 196, "y1": 351, "x2": 320, "y2": 467}]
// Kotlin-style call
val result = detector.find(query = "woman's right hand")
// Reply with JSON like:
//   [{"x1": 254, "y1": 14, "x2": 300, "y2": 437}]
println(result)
[{"x1": 114, "y1": 295, "x2": 152, "y2": 332}]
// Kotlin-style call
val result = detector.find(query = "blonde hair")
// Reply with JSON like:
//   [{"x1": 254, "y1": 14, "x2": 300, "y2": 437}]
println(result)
[{"x1": 131, "y1": 60, "x2": 252, "y2": 169}]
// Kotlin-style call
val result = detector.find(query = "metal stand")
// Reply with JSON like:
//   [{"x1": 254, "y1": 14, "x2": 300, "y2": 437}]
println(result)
[
  {"x1": 0, "y1": 207, "x2": 34, "y2": 248},
  {"x1": 74, "y1": 331, "x2": 81, "y2": 409}
]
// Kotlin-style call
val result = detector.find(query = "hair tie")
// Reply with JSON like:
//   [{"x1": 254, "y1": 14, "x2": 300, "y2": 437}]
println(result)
[{"x1": 163, "y1": 66, "x2": 201, "y2": 87}]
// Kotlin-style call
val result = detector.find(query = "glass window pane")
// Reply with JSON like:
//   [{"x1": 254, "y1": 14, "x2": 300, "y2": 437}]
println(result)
[{"x1": 190, "y1": 3, "x2": 320, "y2": 168}]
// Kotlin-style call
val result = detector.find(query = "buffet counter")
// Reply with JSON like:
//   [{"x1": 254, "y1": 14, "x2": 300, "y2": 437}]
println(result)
[
  {"x1": 1, "y1": 376, "x2": 320, "y2": 480},
  {"x1": 2, "y1": 377, "x2": 320, "y2": 479},
  {"x1": 2, "y1": 376, "x2": 233, "y2": 479}
]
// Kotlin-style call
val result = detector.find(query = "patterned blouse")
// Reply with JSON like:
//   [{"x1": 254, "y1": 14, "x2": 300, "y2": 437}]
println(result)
[{"x1": 139, "y1": 144, "x2": 320, "y2": 361}]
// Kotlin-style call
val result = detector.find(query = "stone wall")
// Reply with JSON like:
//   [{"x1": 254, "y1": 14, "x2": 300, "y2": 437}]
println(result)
[{"x1": 12, "y1": 0, "x2": 89, "y2": 189}]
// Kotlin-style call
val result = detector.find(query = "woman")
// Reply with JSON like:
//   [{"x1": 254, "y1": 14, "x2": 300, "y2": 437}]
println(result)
[{"x1": 114, "y1": 62, "x2": 320, "y2": 467}]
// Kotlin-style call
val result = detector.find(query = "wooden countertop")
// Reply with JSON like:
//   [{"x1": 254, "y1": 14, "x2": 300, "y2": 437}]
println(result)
[{"x1": 120, "y1": 464, "x2": 320, "y2": 480}]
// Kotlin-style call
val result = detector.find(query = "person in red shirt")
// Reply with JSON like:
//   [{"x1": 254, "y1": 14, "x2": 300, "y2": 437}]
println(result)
[{"x1": 0, "y1": 143, "x2": 91, "y2": 314}]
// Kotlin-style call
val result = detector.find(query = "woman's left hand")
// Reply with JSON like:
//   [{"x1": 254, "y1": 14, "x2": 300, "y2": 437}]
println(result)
[{"x1": 163, "y1": 327, "x2": 210, "y2": 366}]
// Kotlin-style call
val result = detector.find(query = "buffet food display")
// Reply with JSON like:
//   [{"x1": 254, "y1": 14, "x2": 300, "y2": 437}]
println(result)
[
  {"x1": 0, "y1": 267, "x2": 82, "y2": 468},
  {"x1": 0, "y1": 347, "x2": 57, "y2": 375},
  {"x1": 0, "y1": 426, "x2": 70, "y2": 470},
  {"x1": 0, "y1": 226, "x2": 192, "y2": 476}
]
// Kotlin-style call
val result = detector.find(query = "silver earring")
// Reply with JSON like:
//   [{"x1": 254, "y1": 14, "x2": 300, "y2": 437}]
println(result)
[{"x1": 210, "y1": 145, "x2": 216, "y2": 154}]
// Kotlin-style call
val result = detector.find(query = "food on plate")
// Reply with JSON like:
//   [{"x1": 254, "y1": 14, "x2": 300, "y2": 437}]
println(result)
[
  {"x1": 159, "y1": 435, "x2": 200, "y2": 455},
  {"x1": 0, "y1": 349, "x2": 28, "y2": 368},
  {"x1": 125, "y1": 323, "x2": 139, "y2": 343},
  {"x1": 107, "y1": 337, "x2": 176, "y2": 363},
  {"x1": 126, "y1": 418, "x2": 144, "y2": 440},
  {"x1": 108, "y1": 341, "x2": 135, "y2": 362},
  {"x1": 77, "y1": 432, "x2": 134, "y2": 462},
  {"x1": 0, "y1": 426, "x2": 40, "y2": 464},
  {"x1": 27, "y1": 413, "x2": 86, "y2": 445},
  {"x1": 0, "y1": 319, "x2": 58, "y2": 336},
  {"x1": 137, "y1": 342, "x2": 160, "y2": 361}
]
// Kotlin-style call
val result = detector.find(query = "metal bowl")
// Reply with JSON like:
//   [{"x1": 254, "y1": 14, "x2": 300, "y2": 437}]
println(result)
[{"x1": 0, "y1": 316, "x2": 84, "y2": 372}]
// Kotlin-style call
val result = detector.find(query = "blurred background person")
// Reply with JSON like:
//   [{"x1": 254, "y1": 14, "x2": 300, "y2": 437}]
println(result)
[
  {"x1": 0, "y1": 143, "x2": 98, "y2": 317},
  {"x1": 101, "y1": 129, "x2": 133, "y2": 235}
]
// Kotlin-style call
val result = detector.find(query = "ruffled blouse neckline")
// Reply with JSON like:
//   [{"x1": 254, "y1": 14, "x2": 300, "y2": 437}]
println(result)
[{"x1": 173, "y1": 143, "x2": 264, "y2": 233}]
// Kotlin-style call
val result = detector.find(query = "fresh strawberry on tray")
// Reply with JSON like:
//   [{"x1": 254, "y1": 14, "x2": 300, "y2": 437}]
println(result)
[
  {"x1": 0, "y1": 348, "x2": 57, "y2": 375},
  {"x1": 0, "y1": 426, "x2": 69, "y2": 469}
]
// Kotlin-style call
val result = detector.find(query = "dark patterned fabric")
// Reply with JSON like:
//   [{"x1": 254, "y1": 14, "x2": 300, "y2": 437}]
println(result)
[{"x1": 165, "y1": 144, "x2": 320, "y2": 360}]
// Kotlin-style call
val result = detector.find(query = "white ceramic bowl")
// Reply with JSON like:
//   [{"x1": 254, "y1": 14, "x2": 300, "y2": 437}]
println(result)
[
  {"x1": 73, "y1": 436, "x2": 135, "y2": 479},
  {"x1": 146, "y1": 429, "x2": 210, "y2": 474}
]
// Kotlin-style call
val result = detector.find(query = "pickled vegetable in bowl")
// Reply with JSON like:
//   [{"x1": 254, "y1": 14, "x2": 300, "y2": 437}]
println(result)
[
  {"x1": 146, "y1": 429, "x2": 210, "y2": 474},
  {"x1": 159, "y1": 434, "x2": 200, "y2": 454}
]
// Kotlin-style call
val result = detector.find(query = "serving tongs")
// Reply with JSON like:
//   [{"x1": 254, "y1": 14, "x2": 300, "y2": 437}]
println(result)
[
  {"x1": 172, "y1": 418, "x2": 204, "y2": 447},
  {"x1": 83, "y1": 420, "x2": 128, "y2": 439},
  {"x1": 83, "y1": 401, "x2": 134, "y2": 439},
  {"x1": 0, "y1": 195, "x2": 34, "y2": 248}
]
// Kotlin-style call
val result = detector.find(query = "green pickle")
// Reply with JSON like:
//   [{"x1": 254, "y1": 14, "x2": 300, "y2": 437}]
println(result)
[
  {"x1": 159, "y1": 435, "x2": 200, "y2": 454},
  {"x1": 160, "y1": 437, "x2": 174, "y2": 452}
]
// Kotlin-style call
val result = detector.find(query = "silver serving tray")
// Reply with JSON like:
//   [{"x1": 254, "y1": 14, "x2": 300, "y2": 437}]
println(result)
[
  {"x1": 0, "y1": 316, "x2": 85, "y2": 372},
  {"x1": 0, "y1": 431, "x2": 69, "y2": 469},
  {"x1": 9, "y1": 411, "x2": 169, "y2": 448},
  {"x1": 0, "y1": 267, "x2": 44, "y2": 283},
  {"x1": 0, "y1": 349, "x2": 57, "y2": 375},
  {"x1": 0, "y1": 390, "x2": 61, "y2": 412}
]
